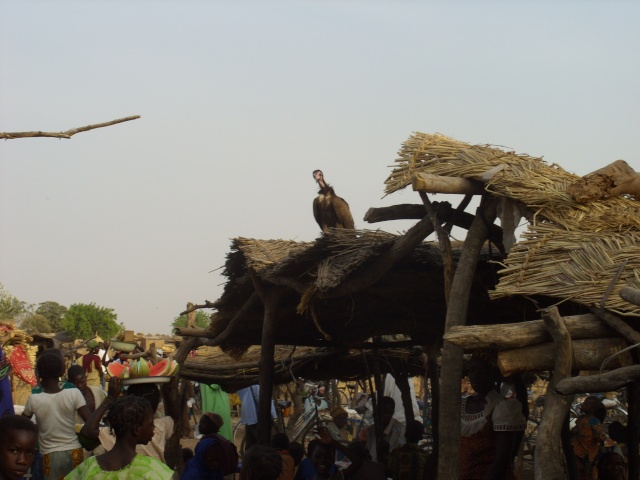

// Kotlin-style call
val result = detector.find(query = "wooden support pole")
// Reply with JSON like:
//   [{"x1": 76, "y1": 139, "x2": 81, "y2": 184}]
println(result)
[
  {"x1": 425, "y1": 344, "x2": 440, "y2": 462},
  {"x1": 555, "y1": 365, "x2": 640, "y2": 395},
  {"x1": 394, "y1": 371, "x2": 416, "y2": 425},
  {"x1": 534, "y1": 307, "x2": 573, "y2": 480},
  {"x1": 164, "y1": 336, "x2": 199, "y2": 474},
  {"x1": 250, "y1": 270, "x2": 283, "y2": 445},
  {"x1": 627, "y1": 381, "x2": 640, "y2": 480},
  {"x1": 438, "y1": 197, "x2": 498, "y2": 480},
  {"x1": 444, "y1": 314, "x2": 614, "y2": 350}
]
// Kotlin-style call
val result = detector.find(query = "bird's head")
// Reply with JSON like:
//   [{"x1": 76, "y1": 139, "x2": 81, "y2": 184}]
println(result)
[{"x1": 312, "y1": 169, "x2": 324, "y2": 183}]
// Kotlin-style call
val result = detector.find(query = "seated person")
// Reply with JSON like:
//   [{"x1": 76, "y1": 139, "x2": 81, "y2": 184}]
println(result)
[
  {"x1": 240, "y1": 444, "x2": 283, "y2": 480},
  {"x1": 386, "y1": 420, "x2": 432, "y2": 480},
  {"x1": 359, "y1": 396, "x2": 406, "y2": 463},
  {"x1": 309, "y1": 426, "x2": 363, "y2": 480},
  {"x1": 271, "y1": 433, "x2": 295, "y2": 480}
]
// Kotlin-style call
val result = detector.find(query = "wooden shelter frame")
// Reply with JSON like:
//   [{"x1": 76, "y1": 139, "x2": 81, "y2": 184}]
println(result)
[{"x1": 173, "y1": 132, "x2": 640, "y2": 479}]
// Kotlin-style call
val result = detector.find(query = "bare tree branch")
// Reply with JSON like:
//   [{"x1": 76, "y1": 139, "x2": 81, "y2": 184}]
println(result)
[{"x1": 0, "y1": 115, "x2": 140, "y2": 140}]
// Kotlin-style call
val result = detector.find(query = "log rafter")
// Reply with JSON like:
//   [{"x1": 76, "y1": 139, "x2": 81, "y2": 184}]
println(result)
[{"x1": 0, "y1": 116, "x2": 140, "y2": 139}]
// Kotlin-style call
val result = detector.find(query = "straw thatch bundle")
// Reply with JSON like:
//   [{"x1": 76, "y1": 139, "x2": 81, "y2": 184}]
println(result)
[
  {"x1": 385, "y1": 132, "x2": 640, "y2": 233},
  {"x1": 492, "y1": 224, "x2": 640, "y2": 316}
]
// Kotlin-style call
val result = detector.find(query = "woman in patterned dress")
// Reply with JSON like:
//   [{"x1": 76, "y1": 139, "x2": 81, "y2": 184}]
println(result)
[{"x1": 460, "y1": 356, "x2": 526, "y2": 480}]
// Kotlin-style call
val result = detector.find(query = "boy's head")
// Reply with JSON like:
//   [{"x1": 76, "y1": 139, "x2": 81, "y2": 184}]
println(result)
[
  {"x1": 271, "y1": 432, "x2": 290, "y2": 451},
  {"x1": 580, "y1": 396, "x2": 603, "y2": 415},
  {"x1": 311, "y1": 441, "x2": 336, "y2": 477},
  {"x1": 67, "y1": 364, "x2": 87, "y2": 391},
  {"x1": 0, "y1": 415, "x2": 38, "y2": 480},
  {"x1": 240, "y1": 444, "x2": 283, "y2": 480},
  {"x1": 405, "y1": 419, "x2": 424, "y2": 444}
]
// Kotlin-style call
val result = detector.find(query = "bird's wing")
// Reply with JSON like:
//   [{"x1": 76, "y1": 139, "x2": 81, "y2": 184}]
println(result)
[
  {"x1": 332, "y1": 196, "x2": 355, "y2": 229},
  {"x1": 313, "y1": 197, "x2": 325, "y2": 230}
]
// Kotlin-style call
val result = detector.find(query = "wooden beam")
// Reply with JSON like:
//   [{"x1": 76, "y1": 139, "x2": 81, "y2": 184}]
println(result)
[
  {"x1": 411, "y1": 172, "x2": 485, "y2": 195},
  {"x1": 555, "y1": 365, "x2": 640, "y2": 395},
  {"x1": 534, "y1": 307, "x2": 573, "y2": 480},
  {"x1": 444, "y1": 314, "x2": 614, "y2": 350},
  {"x1": 438, "y1": 197, "x2": 498, "y2": 480},
  {"x1": 591, "y1": 307, "x2": 640, "y2": 344},
  {"x1": 620, "y1": 286, "x2": 640, "y2": 307},
  {"x1": 0, "y1": 115, "x2": 140, "y2": 139},
  {"x1": 498, "y1": 337, "x2": 632, "y2": 375},
  {"x1": 175, "y1": 327, "x2": 210, "y2": 337},
  {"x1": 363, "y1": 202, "x2": 505, "y2": 250}
]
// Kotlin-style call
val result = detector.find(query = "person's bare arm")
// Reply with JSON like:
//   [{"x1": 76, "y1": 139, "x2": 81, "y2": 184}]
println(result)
[
  {"x1": 160, "y1": 376, "x2": 180, "y2": 421},
  {"x1": 79, "y1": 377, "x2": 121, "y2": 440},
  {"x1": 317, "y1": 426, "x2": 363, "y2": 478}
]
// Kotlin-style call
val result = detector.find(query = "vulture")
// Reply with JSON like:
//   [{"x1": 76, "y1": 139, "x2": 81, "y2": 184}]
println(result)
[{"x1": 312, "y1": 169, "x2": 355, "y2": 233}]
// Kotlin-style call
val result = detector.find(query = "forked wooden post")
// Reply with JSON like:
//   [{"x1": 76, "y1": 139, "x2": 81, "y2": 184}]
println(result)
[
  {"x1": 534, "y1": 307, "x2": 573, "y2": 480},
  {"x1": 438, "y1": 197, "x2": 498, "y2": 480},
  {"x1": 250, "y1": 270, "x2": 284, "y2": 444}
]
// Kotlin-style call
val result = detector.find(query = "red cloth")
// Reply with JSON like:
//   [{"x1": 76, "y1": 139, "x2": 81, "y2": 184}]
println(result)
[{"x1": 82, "y1": 353, "x2": 101, "y2": 374}]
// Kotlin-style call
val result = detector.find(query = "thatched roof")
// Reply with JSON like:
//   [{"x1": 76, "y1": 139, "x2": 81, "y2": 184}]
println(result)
[
  {"x1": 385, "y1": 132, "x2": 640, "y2": 233},
  {"x1": 181, "y1": 345, "x2": 425, "y2": 392},
  {"x1": 206, "y1": 229, "x2": 587, "y2": 355},
  {"x1": 385, "y1": 132, "x2": 640, "y2": 316}
]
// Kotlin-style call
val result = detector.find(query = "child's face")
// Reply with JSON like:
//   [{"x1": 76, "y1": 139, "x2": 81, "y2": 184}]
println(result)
[
  {"x1": 0, "y1": 429, "x2": 37, "y2": 480},
  {"x1": 311, "y1": 444, "x2": 334, "y2": 477},
  {"x1": 581, "y1": 398, "x2": 600, "y2": 415}
]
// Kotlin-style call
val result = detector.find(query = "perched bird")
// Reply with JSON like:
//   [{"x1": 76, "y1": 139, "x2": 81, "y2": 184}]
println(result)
[{"x1": 312, "y1": 169, "x2": 355, "y2": 233}]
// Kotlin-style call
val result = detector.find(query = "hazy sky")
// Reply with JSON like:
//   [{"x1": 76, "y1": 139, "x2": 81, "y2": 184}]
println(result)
[{"x1": 1, "y1": 1, "x2": 638, "y2": 335}]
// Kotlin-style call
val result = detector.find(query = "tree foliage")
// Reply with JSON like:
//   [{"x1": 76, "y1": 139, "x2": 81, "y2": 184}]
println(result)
[
  {"x1": 36, "y1": 301, "x2": 68, "y2": 332},
  {"x1": 0, "y1": 284, "x2": 27, "y2": 320},
  {"x1": 62, "y1": 303, "x2": 120, "y2": 340},
  {"x1": 172, "y1": 310, "x2": 211, "y2": 331},
  {"x1": 19, "y1": 313, "x2": 52, "y2": 334}
]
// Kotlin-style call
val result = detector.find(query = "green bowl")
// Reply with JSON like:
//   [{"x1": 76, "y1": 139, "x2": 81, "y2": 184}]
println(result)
[{"x1": 110, "y1": 340, "x2": 137, "y2": 352}]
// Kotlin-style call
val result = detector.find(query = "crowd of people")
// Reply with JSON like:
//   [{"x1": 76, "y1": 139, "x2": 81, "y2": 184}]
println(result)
[{"x1": 1, "y1": 346, "x2": 632, "y2": 480}]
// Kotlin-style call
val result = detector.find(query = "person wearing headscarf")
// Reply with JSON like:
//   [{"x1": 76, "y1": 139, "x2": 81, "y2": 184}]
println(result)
[
  {"x1": 460, "y1": 355, "x2": 526, "y2": 479},
  {"x1": 326, "y1": 407, "x2": 349, "y2": 444},
  {"x1": 80, "y1": 342, "x2": 104, "y2": 388},
  {"x1": 181, "y1": 412, "x2": 236, "y2": 480}
]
